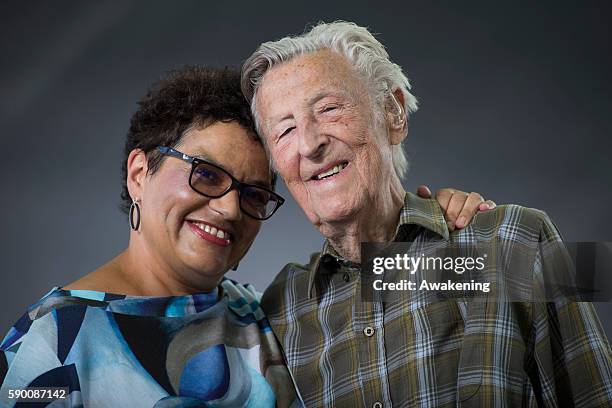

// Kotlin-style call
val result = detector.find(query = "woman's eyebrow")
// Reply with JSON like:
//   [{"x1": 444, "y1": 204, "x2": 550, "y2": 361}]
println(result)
[
  {"x1": 188, "y1": 149, "x2": 272, "y2": 188},
  {"x1": 187, "y1": 150, "x2": 219, "y2": 165},
  {"x1": 245, "y1": 178, "x2": 273, "y2": 189}
]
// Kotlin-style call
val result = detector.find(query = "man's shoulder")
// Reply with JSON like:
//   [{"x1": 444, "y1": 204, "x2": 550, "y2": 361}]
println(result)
[
  {"x1": 464, "y1": 203, "x2": 559, "y2": 242},
  {"x1": 260, "y1": 253, "x2": 320, "y2": 317},
  {"x1": 267, "y1": 252, "x2": 321, "y2": 288}
]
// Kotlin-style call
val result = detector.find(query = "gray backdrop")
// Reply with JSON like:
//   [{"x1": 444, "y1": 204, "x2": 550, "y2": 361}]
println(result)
[{"x1": 1, "y1": 1, "x2": 610, "y2": 337}]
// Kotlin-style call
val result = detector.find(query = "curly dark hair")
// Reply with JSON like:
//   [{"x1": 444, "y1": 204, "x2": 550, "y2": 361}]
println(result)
[{"x1": 120, "y1": 65, "x2": 274, "y2": 215}]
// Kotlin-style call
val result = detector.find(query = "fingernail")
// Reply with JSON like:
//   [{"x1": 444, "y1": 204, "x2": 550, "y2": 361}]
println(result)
[
  {"x1": 447, "y1": 220, "x2": 455, "y2": 231},
  {"x1": 456, "y1": 216, "x2": 466, "y2": 228}
]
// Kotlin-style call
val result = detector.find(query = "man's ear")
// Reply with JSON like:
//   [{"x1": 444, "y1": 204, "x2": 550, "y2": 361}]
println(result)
[
  {"x1": 126, "y1": 149, "x2": 148, "y2": 201},
  {"x1": 387, "y1": 88, "x2": 408, "y2": 145}
]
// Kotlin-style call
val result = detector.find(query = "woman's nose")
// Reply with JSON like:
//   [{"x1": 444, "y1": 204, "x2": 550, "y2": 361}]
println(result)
[{"x1": 208, "y1": 189, "x2": 242, "y2": 220}]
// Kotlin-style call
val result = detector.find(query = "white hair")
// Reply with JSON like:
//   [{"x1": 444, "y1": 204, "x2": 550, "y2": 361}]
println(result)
[{"x1": 241, "y1": 21, "x2": 418, "y2": 180}]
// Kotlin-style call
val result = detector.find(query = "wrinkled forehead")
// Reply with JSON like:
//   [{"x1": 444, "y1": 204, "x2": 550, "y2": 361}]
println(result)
[
  {"x1": 255, "y1": 50, "x2": 369, "y2": 121},
  {"x1": 263, "y1": 49, "x2": 363, "y2": 92}
]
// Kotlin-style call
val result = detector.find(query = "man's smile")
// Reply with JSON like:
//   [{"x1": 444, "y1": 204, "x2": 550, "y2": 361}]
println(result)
[{"x1": 305, "y1": 160, "x2": 350, "y2": 183}]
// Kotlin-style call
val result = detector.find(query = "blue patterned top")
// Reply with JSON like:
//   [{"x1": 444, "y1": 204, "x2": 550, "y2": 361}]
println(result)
[{"x1": 0, "y1": 279, "x2": 301, "y2": 407}]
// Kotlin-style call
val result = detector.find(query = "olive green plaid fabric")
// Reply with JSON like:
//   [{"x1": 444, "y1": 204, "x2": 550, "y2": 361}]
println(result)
[{"x1": 261, "y1": 192, "x2": 612, "y2": 407}]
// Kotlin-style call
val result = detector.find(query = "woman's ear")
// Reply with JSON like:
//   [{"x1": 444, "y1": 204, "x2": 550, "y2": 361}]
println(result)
[
  {"x1": 126, "y1": 149, "x2": 148, "y2": 201},
  {"x1": 387, "y1": 88, "x2": 408, "y2": 145}
]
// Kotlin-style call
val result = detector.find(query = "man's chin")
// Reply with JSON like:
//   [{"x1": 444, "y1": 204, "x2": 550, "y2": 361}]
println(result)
[{"x1": 311, "y1": 202, "x2": 358, "y2": 227}]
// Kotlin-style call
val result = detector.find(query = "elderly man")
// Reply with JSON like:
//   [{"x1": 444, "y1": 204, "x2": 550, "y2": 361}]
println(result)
[{"x1": 241, "y1": 22, "x2": 611, "y2": 407}]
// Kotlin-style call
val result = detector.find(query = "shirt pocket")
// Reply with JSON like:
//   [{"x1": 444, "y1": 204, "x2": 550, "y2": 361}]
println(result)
[
  {"x1": 410, "y1": 298, "x2": 486, "y2": 404},
  {"x1": 455, "y1": 301, "x2": 487, "y2": 405}
]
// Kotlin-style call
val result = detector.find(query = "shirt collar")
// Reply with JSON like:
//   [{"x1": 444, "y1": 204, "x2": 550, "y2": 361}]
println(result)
[{"x1": 307, "y1": 191, "x2": 450, "y2": 299}]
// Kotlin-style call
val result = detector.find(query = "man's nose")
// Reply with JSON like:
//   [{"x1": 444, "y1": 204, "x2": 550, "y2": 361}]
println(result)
[
  {"x1": 208, "y1": 189, "x2": 241, "y2": 221},
  {"x1": 298, "y1": 122, "x2": 329, "y2": 160}
]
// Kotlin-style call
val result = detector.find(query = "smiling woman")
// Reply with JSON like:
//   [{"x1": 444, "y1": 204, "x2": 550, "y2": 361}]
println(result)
[
  {"x1": 0, "y1": 66, "x2": 301, "y2": 407},
  {"x1": 111, "y1": 120, "x2": 273, "y2": 295}
]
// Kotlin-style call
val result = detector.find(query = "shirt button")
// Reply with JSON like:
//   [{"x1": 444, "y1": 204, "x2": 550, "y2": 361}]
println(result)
[
  {"x1": 373, "y1": 402, "x2": 383, "y2": 408},
  {"x1": 363, "y1": 326, "x2": 375, "y2": 337},
  {"x1": 343, "y1": 272, "x2": 351, "y2": 282}
]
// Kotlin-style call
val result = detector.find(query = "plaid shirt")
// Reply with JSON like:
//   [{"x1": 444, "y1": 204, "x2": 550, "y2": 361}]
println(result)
[{"x1": 261, "y1": 192, "x2": 612, "y2": 407}]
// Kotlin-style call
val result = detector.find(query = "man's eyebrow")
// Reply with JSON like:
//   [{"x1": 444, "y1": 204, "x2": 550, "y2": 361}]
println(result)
[
  {"x1": 305, "y1": 89, "x2": 349, "y2": 109},
  {"x1": 270, "y1": 89, "x2": 349, "y2": 126},
  {"x1": 273, "y1": 113, "x2": 294, "y2": 126}
]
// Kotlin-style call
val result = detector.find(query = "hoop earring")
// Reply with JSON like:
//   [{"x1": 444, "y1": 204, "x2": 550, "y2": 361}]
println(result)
[{"x1": 129, "y1": 199, "x2": 141, "y2": 231}]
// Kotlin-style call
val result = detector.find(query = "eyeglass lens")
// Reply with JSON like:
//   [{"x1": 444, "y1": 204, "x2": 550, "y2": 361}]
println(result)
[{"x1": 191, "y1": 162, "x2": 278, "y2": 219}]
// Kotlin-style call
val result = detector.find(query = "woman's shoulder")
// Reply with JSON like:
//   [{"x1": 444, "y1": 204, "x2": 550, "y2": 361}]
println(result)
[
  {"x1": 0, "y1": 286, "x2": 65, "y2": 373},
  {"x1": 0, "y1": 286, "x2": 99, "y2": 352}
]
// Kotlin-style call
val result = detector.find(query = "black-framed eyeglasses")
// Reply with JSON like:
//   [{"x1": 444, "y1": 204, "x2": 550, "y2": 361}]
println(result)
[{"x1": 157, "y1": 146, "x2": 285, "y2": 220}]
